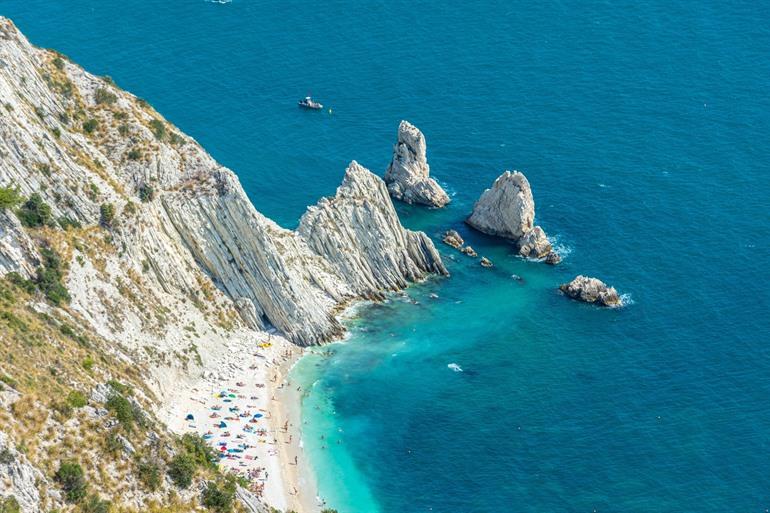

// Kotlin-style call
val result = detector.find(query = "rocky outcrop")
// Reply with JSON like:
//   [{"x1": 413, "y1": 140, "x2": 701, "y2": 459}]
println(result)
[
  {"x1": 559, "y1": 275, "x2": 621, "y2": 307},
  {"x1": 442, "y1": 230, "x2": 464, "y2": 249},
  {"x1": 480, "y1": 257, "x2": 493, "y2": 268},
  {"x1": 299, "y1": 161, "x2": 447, "y2": 300},
  {"x1": 0, "y1": 212, "x2": 38, "y2": 278},
  {"x1": 466, "y1": 170, "x2": 559, "y2": 262},
  {"x1": 384, "y1": 121, "x2": 450, "y2": 207},
  {"x1": 0, "y1": 432, "x2": 46, "y2": 513},
  {"x1": 0, "y1": 17, "x2": 447, "y2": 347}
]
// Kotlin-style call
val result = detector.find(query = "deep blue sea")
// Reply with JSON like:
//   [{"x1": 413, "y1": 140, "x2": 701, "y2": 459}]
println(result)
[{"x1": 5, "y1": 1, "x2": 769, "y2": 511}]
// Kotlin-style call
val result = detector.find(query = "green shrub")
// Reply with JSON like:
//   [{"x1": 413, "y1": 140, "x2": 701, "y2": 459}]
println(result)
[
  {"x1": 58, "y1": 216, "x2": 82, "y2": 230},
  {"x1": 6, "y1": 272, "x2": 35, "y2": 294},
  {"x1": 180, "y1": 433, "x2": 216, "y2": 469},
  {"x1": 0, "y1": 186, "x2": 22, "y2": 210},
  {"x1": 149, "y1": 119, "x2": 166, "y2": 140},
  {"x1": 137, "y1": 460, "x2": 162, "y2": 492},
  {"x1": 80, "y1": 494, "x2": 111, "y2": 513},
  {"x1": 0, "y1": 496, "x2": 20, "y2": 513},
  {"x1": 321, "y1": 510, "x2": 339, "y2": 513},
  {"x1": 105, "y1": 393, "x2": 135, "y2": 431},
  {"x1": 66, "y1": 390, "x2": 88, "y2": 408},
  {"x1": 82, "y1": 119, "x2": 98, "y2": 134},
  {"x1": 99, "y1": 203, "x2": 115, "y2": 228},
  {"x1": 1, "y1": 311, "x2": 28, "y2": 332},
  {"x1": 167, "y1": 453, "x2": 195, "y2": 489},
  {"x1": 94, "y1": 88, "x2": 117, "y2": 105},
  {"x1": 16, "y1": 193, "x2": 53, "y2": 227},
  {"x1": 0, "y1": 374, "x2": 17, "y2": 389},
  {"x1": 201, "y1": 478, "x2": 236, "y2": 513},
  {"x1": 117, "y1": 124, "x2": 129, "y2": 136},
  {"x1": 52, "y1": 56, "x2": 65, "y2": 70},
  {"x1": 35, "y1": 247, "x2": 70, "y2": 305},
  {"x1": 127, "y1": 148, "x2": 142, "y2": 161},
  {"x1": 138, "y1": 183, "x2": 154, "y2": 202},
  {"x1": 82, "y1": 356, "x2": 94, "y2": 371},
  {"x1": 0, "y1": 448, "x2": 14, "y2": 464},
  {"x1": 123, "y1": 201, "x2": 137, "y2": 216},
  {"x1": 54, "y1": 460, "x2": 88, "y2": 503},
  {"x1": 107, "y1": 380, "x2": 132, "y2": 396},
  {"x1": 52, "y1": 127, "x2": 61, "y2": 138}
]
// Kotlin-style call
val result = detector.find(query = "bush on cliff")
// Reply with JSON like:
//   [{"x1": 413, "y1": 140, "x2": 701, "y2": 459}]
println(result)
[
  {"x1": 201, "y1": 476, "x2": 237, "y2": 513},
  {"x1": 0, "y1": 496, "x2": 20, "y2": 513},
  {"x1": 167, "y1": 453, "x2": 196, "y2": 489},
  {"x1": 16, "y1": 193, "x2": 53, "y2": 227},
  {"x1": 0, "y1": 186, "x2": 22, "y2": 211},
  {"x1": 54, "y1": 460, "x2": 88, "y2": 503},
  {"x1": 99, "y1": 203, "x2": 115, "y2": 228},
  {"x1": 35, "y1": 247, "x2": 70, "y2": 305}
]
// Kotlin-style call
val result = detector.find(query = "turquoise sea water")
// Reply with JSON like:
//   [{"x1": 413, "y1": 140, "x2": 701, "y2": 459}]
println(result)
[{"x1": 5, "y1": 1, "x2": 770, "y2": 511}]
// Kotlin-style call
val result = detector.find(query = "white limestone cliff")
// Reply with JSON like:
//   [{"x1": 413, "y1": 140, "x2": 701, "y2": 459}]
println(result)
[
  {"x1": 384, "y1": 120, "x2": 450, "y2": 207},
  {"x1": 466, "y1": 170, "x2": 558, "y2": 262},
  {"x1": 0, "y1": 17, "x2": 446, "y2": 349}
]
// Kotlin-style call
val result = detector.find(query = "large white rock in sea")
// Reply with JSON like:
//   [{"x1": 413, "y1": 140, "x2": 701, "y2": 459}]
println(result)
[
  {"x1": 560, "y1": 275, "x2": 621, "y2": 307},
  {"x1": 384, "y1": 120, "x2": 450, "y2": 207},
  {"x1": 466, "y1": 170, "x2": 559, "y2": 262}
]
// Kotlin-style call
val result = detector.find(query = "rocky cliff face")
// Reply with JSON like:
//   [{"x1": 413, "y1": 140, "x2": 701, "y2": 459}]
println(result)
[
  {"x1": 384, "y1": 121, "x2": 450, "y2": 207},
  {"x1": 0, "y1": 432, "x2": 46, "y2": 513},
  {"x1": 466, "y1": 170, "x2": 559, "y2": 262},
  {"x1": 299, "y1": 160, "x2": 447, "y2": 298},
  {"x1": 0, "y1": 17, "x2": 446, "y2": 348}
]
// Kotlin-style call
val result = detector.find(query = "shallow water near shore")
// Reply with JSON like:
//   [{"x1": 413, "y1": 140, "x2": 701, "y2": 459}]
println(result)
[{"x1": 5, "y1": 1, "x2": 770, "y2": 511}]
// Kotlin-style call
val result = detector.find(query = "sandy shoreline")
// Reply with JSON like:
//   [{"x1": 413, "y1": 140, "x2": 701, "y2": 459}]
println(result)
[{"x1": 158, "y1": 330, "x2": 319, "y2": 513}]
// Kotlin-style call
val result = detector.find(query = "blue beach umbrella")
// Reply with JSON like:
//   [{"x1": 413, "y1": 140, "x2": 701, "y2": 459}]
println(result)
[
  {"x1": 219, "y1": 421, "x2": 227, "y2": 428},
  {"x1": 185, "y1": 413, "x2": 194, "y2": 420}
]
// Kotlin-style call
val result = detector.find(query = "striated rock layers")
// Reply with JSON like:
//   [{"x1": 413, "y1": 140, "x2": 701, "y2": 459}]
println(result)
[
  {"x1": 384, "y1": 120, "x2": 450, "y2": 207},
  {"x1": 0, "y1": 17, "x2": 446, "y2": 347},
  {"x1": 559, "y1": 275, "x2": 621, "y2": 307},
  {"x1": 466, "y1": 170, "x2": 559, "y2": 262}
]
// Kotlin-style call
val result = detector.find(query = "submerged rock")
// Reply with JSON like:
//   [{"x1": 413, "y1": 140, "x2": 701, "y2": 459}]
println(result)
[
  {"x1": 466, "y1": 170, "x2": 559, "y2": 263},
  {"x1": 442, "y1": 230, "x2": 464, "y2": 249},
  {"x1": 559, "y1": 275, "x2": 621, "y2": 307},
  {"x1": 384, "y1": 121, "x2": 450, "y2": 207},
  {"x1": 461, "y1": 246, "x2": 478, "y2": 258},
  {"x1": 480, "y1": 257, "x2": 493, "y2": 268}
]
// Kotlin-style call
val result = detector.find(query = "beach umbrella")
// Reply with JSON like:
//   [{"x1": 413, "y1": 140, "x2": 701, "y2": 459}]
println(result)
[
  {"x1": 252, "y1": 414, "x2": 263, "y2": 419},
  {"x1": 219, "y1": 421, "x2": 227, "y2": 428},
  {"x1": 228, "y1": 394, "x2": 236, "y2": 398},
  {"x1": 185, "y1": 413, "x2": 194, "y2": 420}
]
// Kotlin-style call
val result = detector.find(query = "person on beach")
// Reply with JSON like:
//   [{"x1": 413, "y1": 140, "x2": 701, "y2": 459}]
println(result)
[{"x1": 294, "y1": 455, "x2": 298, "y2": 465}]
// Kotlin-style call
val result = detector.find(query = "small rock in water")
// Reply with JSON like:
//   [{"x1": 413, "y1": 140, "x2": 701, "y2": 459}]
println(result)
[
  {"x1": 447, "y1": 363, "x2": 463, "y2": 372},
  {"x1": 480, "y1": 257, "x2": 493, "y2": 268},
  {"x1": 461, "y1": 246, "x2": 478, "y2": 258},
  {"x1": 545, "y1": 251, "x2": 562, "y2": 265},
  {"x1": 442, "y1": 230, "x2": 464, "y2": 249},
  {"x1": 559, "y1": 275, "x2": 621, "y2": 307},
  {"x1": 511, "y1": 274, "x2": 523, "y2": 281}
]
